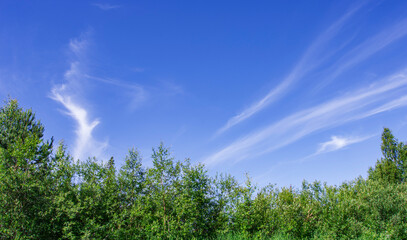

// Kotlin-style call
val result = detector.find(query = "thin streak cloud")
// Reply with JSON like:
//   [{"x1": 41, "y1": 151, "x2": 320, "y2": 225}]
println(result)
[
  {"x1": 316, "y1": 18, "x2": 407, "y2": 90},
  {"x1": 85, "y1": 74, "x2": 148, "y2": 109},
  {"x1": 204, "y1": 70, "x2": 407, "y2": 167},
  {"x1": 215, "y1": 2, "x2": 366, "y2": 136}
]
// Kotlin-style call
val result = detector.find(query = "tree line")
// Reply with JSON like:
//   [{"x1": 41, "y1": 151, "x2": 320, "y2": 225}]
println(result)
[{"x1": 0, "y1": 98, "x2": 406, "y2": 239}]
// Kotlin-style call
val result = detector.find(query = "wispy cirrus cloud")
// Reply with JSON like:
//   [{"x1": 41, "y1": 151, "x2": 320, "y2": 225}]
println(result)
[
  {"x1": 316, "y1": 135, "x2": 372, "y2": 155},
  {"x1": 51, "y1": 34, "x2": 108, "y2": 161},
  {"x1": 84, "y1": 74, "x2": 148, "y2": 110},
  {"x1": 92, "y1": 3, "x2": 121, "y2": 11},
  {"x1": 216, "y1": 4, "x2": 407, "y2": 137},
  {"x1": 315, "y1": 18, "x2": 407, "y2": 91},
  {"x1": 215, "y1": 2, "x2": 366, "y2": 136},
  {"x1": 359, "y1": 95, "x2": 407, "y2": 118},
  {"x1": 69, "y1": 37, "x2": 89, "y2": 58},
  {"x1": 204, "y1": 70, "x2": 407, "y2": 167},
  {"x1": 51, "y1": 85, "x2": 108, "y2": 160},
  {"x1": 83, "y1": 75, "x2": 184, "y2": 110}
]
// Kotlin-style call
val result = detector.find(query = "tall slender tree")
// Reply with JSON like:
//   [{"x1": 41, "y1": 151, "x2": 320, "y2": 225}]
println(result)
[
  {"x1": 0, "y1": 99, "x2": 54, "y2": 239},
  {"x1": 369, "y1": 128, "x2": 407, "y2": 183}
]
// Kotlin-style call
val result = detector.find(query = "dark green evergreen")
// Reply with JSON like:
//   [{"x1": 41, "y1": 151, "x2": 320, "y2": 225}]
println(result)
[{"x1": 1, "y1": 99, "x2": 406, "y2": 239}]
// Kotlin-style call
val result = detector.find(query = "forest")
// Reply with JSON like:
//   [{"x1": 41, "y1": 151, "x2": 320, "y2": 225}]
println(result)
[{"x1": 0, "y1": 98, "x2": 406, "y2": 240}]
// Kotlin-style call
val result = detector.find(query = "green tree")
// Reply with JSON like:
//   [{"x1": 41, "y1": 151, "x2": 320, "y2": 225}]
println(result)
[
  {"x1": 369, "y1": 128, "x2": 407, "y2": 184},
  {"x1": 115, "y1": 148, "x2": 145, "y2": 237},
  {"x1": 172, "y1": 160, "x2": 217, "y2": 238},
  {"x1": 0, "y1": 99, "x2": 54, "y2": 239},
  {"x1": 142, "y1": 143, "x2": 181, "y2": 238},
  {"x1": 47, "y1": 143, "x2": 78, "y2": 239}
]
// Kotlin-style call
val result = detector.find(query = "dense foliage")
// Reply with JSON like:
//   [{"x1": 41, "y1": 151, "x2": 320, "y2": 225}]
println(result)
[{"x1": 0, "y1": 99, "x2": 406, "y2": 239}]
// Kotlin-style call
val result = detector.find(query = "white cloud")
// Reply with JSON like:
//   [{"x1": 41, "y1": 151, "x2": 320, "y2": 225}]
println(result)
[
  {"x1": 316, "y1": 18, "x2": 407, "y2": 90},
  {"x1": 51, "y1": 85, "x2": 108, "y2": 161},
  {"x1": 215, "y1": 2, "x2": 366, "y2": 136},
  {"x1": 50, "y1": 35, "x2": 108, "y2": 161},
  {"x1": 316, "y1": 135, "x2": 370, "y2": 155},
  {"x1": 359, "y1": 95, "x2": 407, "y2": 118},
  {"x1": 69, "y1": 37, "x2": 88, "y2": 58},
  {"x1": 203, "y1": 70, "x2": 407, "y2": 167},
  {"x1": 92, "y1": 3, "x2": 121, "y2": 10}
]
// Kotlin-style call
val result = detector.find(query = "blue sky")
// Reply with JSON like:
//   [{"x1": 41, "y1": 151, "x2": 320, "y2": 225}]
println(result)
[{"x1": 2, "y1": 0, "x2": 407, "y2": 188}]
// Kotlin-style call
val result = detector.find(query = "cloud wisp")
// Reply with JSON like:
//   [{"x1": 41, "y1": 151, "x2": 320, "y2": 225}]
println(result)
[
  {"x1": 315, "y1": 18, "x2": 407, "y2": 91},
  {"x1": 203, "y1": 70, "x2": 407, "y2": 167},
  {"x1": 51, "y1": 85, "x2": 108, "y2": 161},
  {"x1": 84, "y1": 74, "x2": 148, "y2": 110},
  {"x1": 51, "y1": 35, "x2": 108, "y2": 161},
  {"x1": 92, "y1": 3, "x2": 121, "y2": 11},
  {"x1": 316, "y1": 135, "x2": 372, "y2": 155},
  {"x1": 215, "y1": 2, "x2": 366, "y2": 136}
]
